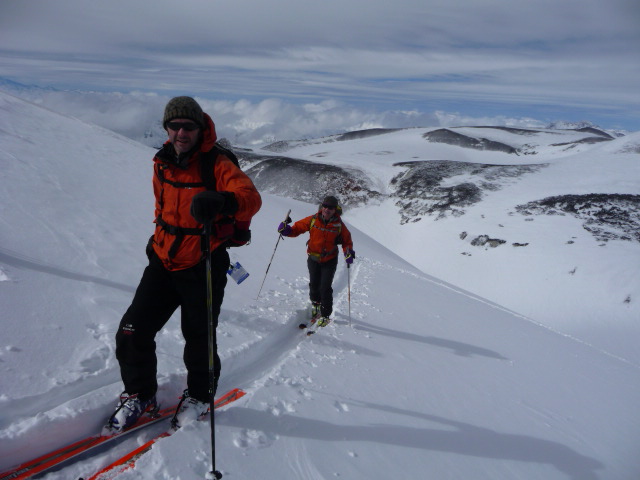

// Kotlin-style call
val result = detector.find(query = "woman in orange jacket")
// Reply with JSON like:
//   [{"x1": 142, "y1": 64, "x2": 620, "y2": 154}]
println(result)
[
  {"x1": 108, "y1": 97, "x2": 261, "y2": 432},
  {"x1": 278, "y1": 195, "x2": 355, "y2": 326}
]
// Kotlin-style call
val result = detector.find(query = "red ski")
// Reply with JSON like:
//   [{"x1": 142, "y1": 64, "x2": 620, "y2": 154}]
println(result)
[
  {"x1": 83, "y1": 388, "x2": 245, "y2": 480},
  {"x1": 0, "y1": 388, "x2": 243, "y2": 480},
  {"x1": 0, "y1": 404, "x2": 175, "y2": 480}
]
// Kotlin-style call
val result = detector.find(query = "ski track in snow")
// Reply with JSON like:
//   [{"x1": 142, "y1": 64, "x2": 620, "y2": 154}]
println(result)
[
  {"x1": 5, "y1": 244, "x2": 632, "y2": 480},
  {"x1": 0, "y1": 255, "x2": 364, "y2": 475},
  {"x1": 222, "y1": 257, "x2": 361, "y2": 393}
]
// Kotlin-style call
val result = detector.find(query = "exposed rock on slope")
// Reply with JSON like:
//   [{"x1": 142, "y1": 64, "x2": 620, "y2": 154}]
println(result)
[
  {"x1": 516, "y1": 194, "x2": 640, "y2": 243},
  {"x1": 391, "y1": 161, "x2": 546, "y2": 223},
  {"x1": 239, "y1": 152, "x2": 381, "y2": 207},
  {"x1": 423, "y1": 129, "x2": 518, "y2": 154}
]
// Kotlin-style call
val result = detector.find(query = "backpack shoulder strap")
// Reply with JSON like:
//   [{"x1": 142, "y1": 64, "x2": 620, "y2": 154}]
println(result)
[
  {"x1": 199, "y1": 149, "x2": 217, "y2": 191},
  {"x1": 199, "y1": 143, "x2": 241, "y2": 191},
  {"x1": 211, "y1": 143, "x2": 240, "y2": 168},
  {"x1": 335, "y1": 217, "x2": 343, "y2": 244}
]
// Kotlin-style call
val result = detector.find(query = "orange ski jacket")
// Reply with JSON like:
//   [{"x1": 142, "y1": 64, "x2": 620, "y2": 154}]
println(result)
[
  {"x1": 288, "y1": 211, "x2": 353, "y2": 263},
  {"x1": 151, "y1": 113, "x2": 262, "y2": 271}
]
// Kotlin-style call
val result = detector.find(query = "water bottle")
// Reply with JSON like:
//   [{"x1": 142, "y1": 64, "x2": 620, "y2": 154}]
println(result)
[{"x1": 227, "y1": 261, "x2": 249, "y2": 285}]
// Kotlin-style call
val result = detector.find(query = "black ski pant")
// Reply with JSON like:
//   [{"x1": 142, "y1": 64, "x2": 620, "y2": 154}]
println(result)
[
  {"x1": 307, "y1": 255, "x2": 338, "y2": 318},
  {"x1": 115, "y1": 248, "x2": 228, "y2": 403}
]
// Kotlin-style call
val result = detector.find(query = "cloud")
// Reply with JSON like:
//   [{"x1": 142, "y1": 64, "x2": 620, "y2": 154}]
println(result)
[
  {"x1": 3, "y1": 87, "x2": 556, "y2": 147},
  {"x1": 4, "y1": 0, "x2": 635, "y2": 52},
  {"x1": 1, "y1": 0, "x2": 638, "y2": 131}
]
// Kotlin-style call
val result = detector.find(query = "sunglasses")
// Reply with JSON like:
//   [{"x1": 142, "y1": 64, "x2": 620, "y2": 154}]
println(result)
[
  {"x1": 166, "y1": 121, "x2": 200, "y2": 132},
  {"x1": 322, "y1": 204, "x2": 336, "y2": 210}
]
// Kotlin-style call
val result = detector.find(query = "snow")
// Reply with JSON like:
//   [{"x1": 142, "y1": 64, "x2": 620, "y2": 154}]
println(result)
[
  {"x1": 275, "y1": 127, "x2": 640, "y2": 368},
  {"x1": 1, "y1": 90, "x2": 639, "y2": 479}
]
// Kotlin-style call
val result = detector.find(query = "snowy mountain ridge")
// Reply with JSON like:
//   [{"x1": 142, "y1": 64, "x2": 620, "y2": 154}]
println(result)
[{"x1": 242, "y1": 125, "x2": 640, "y2": 243}]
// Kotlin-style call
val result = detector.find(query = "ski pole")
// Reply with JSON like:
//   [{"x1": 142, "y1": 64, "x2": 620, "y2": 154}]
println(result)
[
  {"x1": 203, "y1": 223, "x2": 222, "y2": 480},
  {"x1": 256, "y1": 209, "x2": 291, "y2": 299},
  {"x1": 347, "y1": 263, "x2": 351, "y2": 326}
]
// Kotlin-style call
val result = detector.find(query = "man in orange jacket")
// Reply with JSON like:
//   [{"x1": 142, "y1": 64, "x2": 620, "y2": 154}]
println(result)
[
  {"x1": 108, "y1": 97, "x2": 261, "y2": 431},
  {"x1": 278, "y1": 195, "x2": 355, "y2": 327}
]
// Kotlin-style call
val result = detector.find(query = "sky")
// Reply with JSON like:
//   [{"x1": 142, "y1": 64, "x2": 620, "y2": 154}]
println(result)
[
  {"x1": 1, "y1": 0, "x2": 639, "y2": 136},
  {"x1": 1, "y1": 91, "x2": 640, "y2": 479}
]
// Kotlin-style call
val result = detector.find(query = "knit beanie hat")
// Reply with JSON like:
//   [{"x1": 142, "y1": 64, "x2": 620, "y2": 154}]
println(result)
[
  {"x1": 163, "y1": 96, "x2": 204, "y2": 129},
  {"x1": 322, "y1": 195, "x2": 339, "y2": 208}
]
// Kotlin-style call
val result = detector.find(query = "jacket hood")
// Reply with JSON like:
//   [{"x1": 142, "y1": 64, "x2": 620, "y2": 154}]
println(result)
[{"x1": 200, "y1": 112, "x2": 218, "y2": 151}]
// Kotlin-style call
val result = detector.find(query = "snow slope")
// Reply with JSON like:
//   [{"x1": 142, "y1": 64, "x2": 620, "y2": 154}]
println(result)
[
  {"x1": 1, "y1": 92, "x2": 640, "y2": 479},
  {"x1": 257, "y1": 126, "x2": 640, "y2": 367}
]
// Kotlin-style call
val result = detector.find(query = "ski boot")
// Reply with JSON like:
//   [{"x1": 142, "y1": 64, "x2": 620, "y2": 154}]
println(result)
[
  {"x1": 317, "y1": 316, "x2": 331, "y2": 327},
  {"x1": 171, "y1": 389, "x2": 210, "y2": 429},
  {"x1": 107, "y1": 392, "x2": 158, "y2": 433}
]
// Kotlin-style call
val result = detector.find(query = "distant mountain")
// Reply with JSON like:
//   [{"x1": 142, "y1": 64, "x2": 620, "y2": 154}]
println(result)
[
  {"x1": 242, "y1": 126, "x2": 639, "y2": 246},
  {"x1": 0, "y1": 78, "x2": 58, "y2": 94},
  {"x1": 546, "y1": 120, "x2": 626, "y2": 138}
]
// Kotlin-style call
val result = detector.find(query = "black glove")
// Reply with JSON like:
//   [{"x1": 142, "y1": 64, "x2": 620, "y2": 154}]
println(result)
[{"x1": 190, "y1": 191, "x2": 238, "y2": 224}]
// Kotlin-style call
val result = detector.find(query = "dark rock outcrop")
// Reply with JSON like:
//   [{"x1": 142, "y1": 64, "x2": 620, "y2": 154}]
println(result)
[
  {"x1": 238, "y1": 151, "x2": 381, "y2": 208},
  {"x1": 516, "y1": 194, "x2": 640, "y2": 243},
  {"x1": 391, "y1": 160, "x2": 545, "y2": 223},
  {"x1": 423, "y1": 129, "x2": 518, "y2": 154}
]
